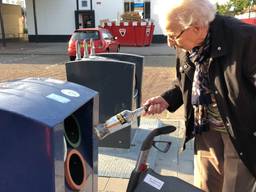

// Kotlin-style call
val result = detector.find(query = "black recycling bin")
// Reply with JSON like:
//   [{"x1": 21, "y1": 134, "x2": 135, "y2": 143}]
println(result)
[
  {"x1": 66, "y1": 57, "x2": 137, "y2": 149},
  {"x1": 96, "y1": 53, "x2": 144, "y2": 126},
  {"x1": 0, "y1": 78, "x2": 99, "y2": 192}
]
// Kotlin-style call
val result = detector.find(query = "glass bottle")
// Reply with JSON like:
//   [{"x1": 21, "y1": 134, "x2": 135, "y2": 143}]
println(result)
[
  {"x1": 82, "y1": 39, "x2": 89, "y2": 59},
  {"x1": 95, "y1": 105, "x2": 148, "y2": 140},
  {"x1": 75, "y1": 40, "x2": 81, "y2": 60},
  {"x1": 90, "y1": 38, "x2": 96, "y2": 56}
]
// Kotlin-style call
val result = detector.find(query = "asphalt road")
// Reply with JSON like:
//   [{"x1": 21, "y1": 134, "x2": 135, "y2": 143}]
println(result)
[
  {"x1": 0, "y1": 42, "x2": 176, "y2": 67},
  {"x1": 0, "y1": 54, "x2": 69, "y2": 65}
]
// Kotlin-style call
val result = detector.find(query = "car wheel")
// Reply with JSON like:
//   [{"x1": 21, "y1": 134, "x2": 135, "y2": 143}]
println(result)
[{"x1": 70, "y1": 56, "x2": 76, "y2": 61}]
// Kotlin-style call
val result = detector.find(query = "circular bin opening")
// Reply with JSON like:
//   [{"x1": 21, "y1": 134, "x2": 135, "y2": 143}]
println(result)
[
  {"x1": 65, "y1": 149, "x2": 87, "y2": 190},
  {"x1": 64, "y1": 115, "x2": 81, "y2": 148}
]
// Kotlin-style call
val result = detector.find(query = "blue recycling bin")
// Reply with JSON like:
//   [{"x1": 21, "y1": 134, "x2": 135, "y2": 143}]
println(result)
[
  {"x1": 96, "y1": 53, "x2": 144, "y2": 126},
  {"x1": 66, "y1": 57, "x2": 137, "y2": 149},
  {"x1": 0, "y1": 78, "x2": 99, "y2": 192}
]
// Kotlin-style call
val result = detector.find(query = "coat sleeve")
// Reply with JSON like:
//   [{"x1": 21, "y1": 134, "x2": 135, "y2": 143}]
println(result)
[
  {"x1": 161, "y1": 79, "x2": 183, "y2": 112},
  {"x1": 244, "y1": 28, "x2": 256, "y2": 92}
]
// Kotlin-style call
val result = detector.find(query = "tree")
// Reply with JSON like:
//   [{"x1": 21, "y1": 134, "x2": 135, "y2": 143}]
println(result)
[
  {"x1": 231, "y1": 0, "x2": 250, "y2": 14},
  {"x1": 216, "y1": 3, "x2": 233, "y2": 15},
  {"x1": 216, "y1": 0, "x2": 256, "y2": 16}
]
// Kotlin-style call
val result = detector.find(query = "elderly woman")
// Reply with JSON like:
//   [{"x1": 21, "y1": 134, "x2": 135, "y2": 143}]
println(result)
[{"x1": 144, "y1": 0, "x2": 256, "y2": 191}]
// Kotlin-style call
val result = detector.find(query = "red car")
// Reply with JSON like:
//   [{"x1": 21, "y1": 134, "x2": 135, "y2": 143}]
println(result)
[
  {"x1": 240, "y1": 18, "x2": 256, "y2": 25},
  {"x1": 68, "y1": 28, "x2": 120, "y2": 61}
]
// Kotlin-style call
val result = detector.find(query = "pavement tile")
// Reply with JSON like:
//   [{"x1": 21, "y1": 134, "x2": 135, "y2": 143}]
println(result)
[
  {"x1": 98, "y1": 177, "x2": 109, "y2": 191},
  {"x1": 177, "y1": 172, "x2": 194, "y2": 185},
  {"x1": 104, "y1": 178, "x2": 129, "y2": 192},
  {"x1": 178, "y1": 160, "x2": 194, "y2": 175},
  {"x1": 178, "y1": 148, "x2": 194, "y2": 161}
]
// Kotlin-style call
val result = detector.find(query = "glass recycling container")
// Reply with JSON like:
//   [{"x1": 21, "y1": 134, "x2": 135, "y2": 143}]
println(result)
[
  {"x1": 0, "y1": 78, "x2": 99, "y2": 192},
  {"x1": 66, "y1": 56, "x2": 137, "y2": 148},
  {"x1": 96, "y1": 53, "x2": 144, "y2": 126}
]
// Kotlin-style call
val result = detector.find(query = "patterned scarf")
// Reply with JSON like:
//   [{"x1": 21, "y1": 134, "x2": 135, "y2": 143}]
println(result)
[{"x1": 189, "y1": 33, "x2": 211, "y2": 134}]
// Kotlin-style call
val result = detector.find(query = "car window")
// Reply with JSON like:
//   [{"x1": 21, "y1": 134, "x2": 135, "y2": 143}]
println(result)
[
  {"x1": 71, "y1": 31, "x2": 100, "y2": 41},
  {"x1": 102, "y1": 31, "x2": 113, "y2": 40},
  {"x1": 107, "y1": 32, "x2": 114, "y2": 39}
]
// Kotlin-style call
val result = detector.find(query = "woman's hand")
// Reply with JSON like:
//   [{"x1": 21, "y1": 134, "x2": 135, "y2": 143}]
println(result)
[{"x1": 143, "y1": 96, "x2": 169, "y2": 115}]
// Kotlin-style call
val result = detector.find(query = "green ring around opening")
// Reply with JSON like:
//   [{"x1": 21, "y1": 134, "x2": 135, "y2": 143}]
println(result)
[{"x1": 64, "y1": 114, "x2": 82, "y2": 148}]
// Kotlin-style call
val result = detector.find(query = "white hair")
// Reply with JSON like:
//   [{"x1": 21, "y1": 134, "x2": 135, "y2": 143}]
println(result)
[{"x1": 165, "y1": 0, "x2": 216, "y2": 30}]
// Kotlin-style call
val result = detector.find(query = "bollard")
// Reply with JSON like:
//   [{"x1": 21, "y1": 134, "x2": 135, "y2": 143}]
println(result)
[
  {"x1": 82, "y1": 40, "x2": 89, "y2": 59},
  {"x1": 90, "y1": 39, "x2": 96, "y2": 57},
  {"x1": 75, "y1": 40, "x2": 81, "y2": 60}
]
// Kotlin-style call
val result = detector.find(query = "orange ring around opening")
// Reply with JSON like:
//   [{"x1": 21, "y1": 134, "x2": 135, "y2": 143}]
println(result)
[{"x1": 65, "y1": 149, "x2": 87, "y2": 190}]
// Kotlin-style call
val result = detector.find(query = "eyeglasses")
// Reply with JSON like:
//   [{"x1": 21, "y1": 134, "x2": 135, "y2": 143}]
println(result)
[{"x1": 167, "y1": 28, "x2": 188, "y2": 42}]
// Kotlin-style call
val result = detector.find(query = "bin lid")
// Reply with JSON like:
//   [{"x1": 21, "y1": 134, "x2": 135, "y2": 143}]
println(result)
[{"x1": 0, "y1": 78, "x2": 98, "y2": 127}]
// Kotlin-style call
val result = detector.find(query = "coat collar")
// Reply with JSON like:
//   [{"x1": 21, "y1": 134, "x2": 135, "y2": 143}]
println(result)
[{"x1": 209, "y1": 14, "x2": 230, "y2": 58}]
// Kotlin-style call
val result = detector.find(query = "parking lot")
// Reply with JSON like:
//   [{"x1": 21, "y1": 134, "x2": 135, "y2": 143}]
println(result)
[{"x1": 0, "y1": 42, "x2": 182, "y2": 119}]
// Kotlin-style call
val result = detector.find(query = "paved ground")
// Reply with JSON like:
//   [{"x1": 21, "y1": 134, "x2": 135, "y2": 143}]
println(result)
[
  {"x1": 0, "y1": 41, "x2": 193, "y2": 192},
  {"x1": 0, "y1": 42, "x2": 176, "y2": 66},
  {"x1": 0, "y1": 42, "x2": 182, "y2": 119},
  {"x1": 98, "y1": 118, "x2": 194, "y2": 192}
]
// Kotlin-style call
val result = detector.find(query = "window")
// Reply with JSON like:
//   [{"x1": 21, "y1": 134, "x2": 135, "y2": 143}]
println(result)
[
  {"x1": 124, "y1": 2, "x2": 130, "y2": 12},
  {"x1": 81, "y1": 0, "x2": 88, "y2": 7},
  {"x1": 124, "y1": 2, "x2": 134, "y2": 12},
  {"x1": 72, "y1": 31, "x2": 100, "y2": 41},
  {"x1": 102, "y1": 31, "x2": 113, "y2": 40},
  {"x1": 144, "y1": 2, "x2": 150, "y2": 19}
]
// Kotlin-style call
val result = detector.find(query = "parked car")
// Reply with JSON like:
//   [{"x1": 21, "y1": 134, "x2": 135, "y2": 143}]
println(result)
[{"x1": 68, "y1": 27, "x2": 120, "y2": 61}]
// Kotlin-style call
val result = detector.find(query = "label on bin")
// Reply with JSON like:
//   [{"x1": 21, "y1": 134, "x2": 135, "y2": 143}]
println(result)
[
  {"x1": 143, "y1": 174, "x2": 164, "y2": 190},
  {"x1": 46, "y1": 93, "x2": 70, "y2": 103}
]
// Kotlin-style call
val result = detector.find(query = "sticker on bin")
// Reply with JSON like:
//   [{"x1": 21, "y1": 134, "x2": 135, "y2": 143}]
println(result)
[
  {"x1": 61, "y1": 89, "x2": 80, "y2": 97},
  {"x1": 143, "y1": 174, "x2": 164, "y2": 190},
  {"x1": 46, "y1": 93, "x2": 70, "y2": 103},
  {"x1": 132, "y1": 22, "x2": 138, "y2": 26},
  {"x1": 119, "y1": 28, "x2": 126, "y2": 37},
  {"x1": 124, "y1": 22, "x2": 129, "y2": 26}
]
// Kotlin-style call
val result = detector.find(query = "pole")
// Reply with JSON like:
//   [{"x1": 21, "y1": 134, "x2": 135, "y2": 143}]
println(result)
[
  {"x1": 32, "y1": 0, "x2": 38, "y2": 42},
  {"x1": 0, "y1": 2, "x2": 6, "y2": 47}
]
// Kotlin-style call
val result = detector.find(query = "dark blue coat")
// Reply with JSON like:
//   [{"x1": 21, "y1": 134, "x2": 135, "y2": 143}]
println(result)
[{"x1": 161, "y1": 15, "x2": 256, "y2": 177}]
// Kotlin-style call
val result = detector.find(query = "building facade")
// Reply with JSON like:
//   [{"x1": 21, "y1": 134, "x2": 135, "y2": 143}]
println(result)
[{"x1": 25, "y1": 0, "x2": 166, "y2": 42}]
